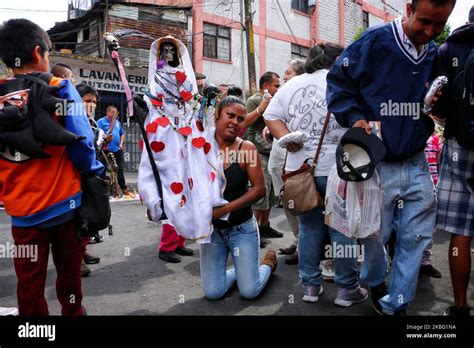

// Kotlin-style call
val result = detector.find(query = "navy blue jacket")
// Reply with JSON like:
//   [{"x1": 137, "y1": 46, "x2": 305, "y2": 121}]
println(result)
[{"x1": 326, "y1": 21, "x2": 437, "y2": 161}]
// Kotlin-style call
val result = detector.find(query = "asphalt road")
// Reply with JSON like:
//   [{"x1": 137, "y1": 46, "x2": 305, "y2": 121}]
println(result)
[{"x1": 0, "y1": 199, "x2": 472, "y2": 316}]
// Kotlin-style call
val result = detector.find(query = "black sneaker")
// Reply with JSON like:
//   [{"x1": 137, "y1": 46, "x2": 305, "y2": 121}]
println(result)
[
  {"x1": 259, "y1": 224, "x2": 284, "y2": 238},
  {"x1": 370, "y1": 282, "x2": 388, "y2": 315},
  {"x1": 419, "y1": 264, "x2": 442, "y2": 278},
  {"x1": 444, "y1": 305, "x2": 471, "y2": 317},
  {"x1": 175, "y1": 247, "x2": 194, "y2": 256},
  {"x1": 260, "y1": 239, "x2": 268, "y2": 249},
  {"x1": 159, "y1": 251, "x2": 181, "y2": 263}
]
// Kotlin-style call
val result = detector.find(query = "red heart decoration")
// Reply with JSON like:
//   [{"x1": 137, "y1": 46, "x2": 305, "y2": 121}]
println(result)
[
  {"x1": 178, "y1": 126, "x2": 192, "y2": 137},
  {"x1": 146, "y1": 122, "x2": 158, "y2": 133},
  {"x1": 138, "y1": 139, "x2": 144, "y2": 151},
  {"x1": 191, "y1": 137, "x2": 206, "y2": 148},
  {"x1": 175, "y1": 71, "x2": 187, "y2": 85},
  {"x1": 196, "y1": 120, "x2": 204, "y2": 132},
  {"x1": 156, "y1": 117, "x2": 170, "y2": 127},
  {"x1": 188, "y1": 178, "x2": 194, "y2": 189},
  {"x1": 170, "y1": 182, "x2": 184, "y2": 194},
  {"x1": 210, "y1": 172, "x2": 216, "y2": 182},
  {"x1": 180, "y1": 195, "x2": 187, "y2": 207},
  {"x1": 150, "y1": 141, "x2": 165, "y2": 153},
  {"x1": 151, "y1": 98, "x2": 162, "y2": 107},
  {"x1": 204, "y1": 142, "x2": 211, "y2": 154},
  {"x1": 180, "y1": 90, "x2": 193, "y2": 102}
]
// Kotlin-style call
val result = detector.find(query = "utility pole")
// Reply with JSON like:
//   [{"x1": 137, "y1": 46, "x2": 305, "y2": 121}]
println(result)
[
  {"x1": 239, "y1": 0, "x2": 247, "y2": 101},
  {"x1": 244, "y1": 0, "x2": 257, "y2": 95}
]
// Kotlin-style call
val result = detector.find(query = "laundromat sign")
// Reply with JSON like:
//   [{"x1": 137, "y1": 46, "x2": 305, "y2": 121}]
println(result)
[{"x1": 78, "y1": 68, "x2": 148, "y2": 94}]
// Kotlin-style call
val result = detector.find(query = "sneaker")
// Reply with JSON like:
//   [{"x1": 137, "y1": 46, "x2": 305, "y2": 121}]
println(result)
[
  {"x1": 81, "y1": 261, "x2": 91, "y2": 277},
  {"x1": 260, "y1": 239, "x2": 268, "y2": 249},
  {"x1": 0, "y1": 307, "x2": 18, "y2": 316},
  {"x1": 159, "y1": 251, "x2": 181, "y2": 263},
  {"x1": 334, "y1": 287, "x2": 369, "y2": 307},
  {"x1": 302, "y1": 284, "x2": 324, "y2": 303},
  {"x1": 370, "y1": 282, "x2": 388, "y2": 315},
  {"x1": 261, "y1": 250, "x2": 278, "y2": 273},
  {"x1": 259, "y1": 224, "x2": 284, "y2": 238},
  {"x1": 84, "y1": 253, "x2": 101, "y2": 265},
  {"x1": 444, "y1": 305, "x2": 471, "y2": 317},
  {"x1": 321, "y1": 259, "x2": 335, "y2": 282},
  {"x1": 175, "y1": 246, "x2": 194, "y2": 256},
  {"x1": 419, "y1": 264, "x2": 442, "y2": 278}
]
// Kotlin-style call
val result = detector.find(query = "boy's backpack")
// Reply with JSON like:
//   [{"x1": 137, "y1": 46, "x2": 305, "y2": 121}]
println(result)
[{"x1": 452, "y1": 46, "x2": 474, "y2": 149}]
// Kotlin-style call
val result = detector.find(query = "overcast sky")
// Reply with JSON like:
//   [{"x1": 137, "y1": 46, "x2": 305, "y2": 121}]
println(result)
[{"x1": 0, "y1": 0, "x2": 471, "y2": 32}]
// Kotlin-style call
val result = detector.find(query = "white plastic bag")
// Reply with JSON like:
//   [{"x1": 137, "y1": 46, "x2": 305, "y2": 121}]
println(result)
[{"x1": 324, "y1": 165, "x2": 382, "y2": 239}]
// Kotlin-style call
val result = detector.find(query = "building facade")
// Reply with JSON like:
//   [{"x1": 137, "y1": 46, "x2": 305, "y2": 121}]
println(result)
[{"x1": 192, "y1": 0, "x2": 407, "y2": 90}]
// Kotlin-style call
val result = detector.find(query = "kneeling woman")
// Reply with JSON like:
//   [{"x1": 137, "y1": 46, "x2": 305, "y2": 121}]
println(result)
[{"x1": 200, "y1": 96, "x2": 278, "y2": 300}]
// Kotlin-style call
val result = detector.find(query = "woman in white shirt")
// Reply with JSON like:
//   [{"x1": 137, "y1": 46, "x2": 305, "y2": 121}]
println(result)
[{"x1": 264, "y1": 43, "x2": 368, "y2": 307}]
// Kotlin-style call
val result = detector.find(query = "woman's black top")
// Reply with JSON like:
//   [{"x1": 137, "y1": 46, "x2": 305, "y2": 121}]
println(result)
[{"x1": 212, "y1": 141, "x2": 252, "y2": 229}]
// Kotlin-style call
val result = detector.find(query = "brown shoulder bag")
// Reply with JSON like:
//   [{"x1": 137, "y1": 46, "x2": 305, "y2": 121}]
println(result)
[{"x1": 281, "y1": 111, "x2": 332, "y2": 216}]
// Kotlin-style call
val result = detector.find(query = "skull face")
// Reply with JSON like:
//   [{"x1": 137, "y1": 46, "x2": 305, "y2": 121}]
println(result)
[
  {"x1": 159, "y1": 41, "x2": 179, "y2": 68},
  {"x1": 103, "y1": 32, "x2": 120, "y2": 51},
  {"x1": 163, "y1": 44, "x2": 175, "y2": 62}
]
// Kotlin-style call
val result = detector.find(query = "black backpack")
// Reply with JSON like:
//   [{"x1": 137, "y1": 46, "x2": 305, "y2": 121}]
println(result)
[{"x1": 452, "y1": 46, "x2": 474, "y2": 149}]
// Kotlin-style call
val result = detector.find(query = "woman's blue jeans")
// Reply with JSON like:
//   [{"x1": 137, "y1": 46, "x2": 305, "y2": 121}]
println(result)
[
  {"x1": 200, "y1": 217, "x2": 272, "y2": 300},
  {"x1": 298, "y1": 176, "x2": 360, "y2": 289}
]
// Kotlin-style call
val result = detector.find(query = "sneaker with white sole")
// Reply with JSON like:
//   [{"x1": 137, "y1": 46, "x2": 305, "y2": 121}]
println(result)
[
  {"x1": 0, "y1": 307, "x2": 18, "y2": 316},
  {"x1": 334, "y1": 287, "x2": 369, "y2": 307},
  {"x1": 302, "y1": 284, "x2": 324, "y2": 303}
]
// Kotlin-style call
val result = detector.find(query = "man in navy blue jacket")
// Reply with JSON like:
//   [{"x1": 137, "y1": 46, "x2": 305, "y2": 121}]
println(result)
[{"x1": 326, "y1": 0, "x2": 455, "y2": 315}]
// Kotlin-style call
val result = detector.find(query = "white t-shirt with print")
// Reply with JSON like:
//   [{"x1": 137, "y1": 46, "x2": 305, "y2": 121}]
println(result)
[{"x1": 264, "y1": 70, "x2": 347, "y2": 176}]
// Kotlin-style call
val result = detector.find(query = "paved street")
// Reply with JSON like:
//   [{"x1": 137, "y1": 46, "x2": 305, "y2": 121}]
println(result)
[{"x1": 1, "y1": 192, "x2": 472, "y2": 316}]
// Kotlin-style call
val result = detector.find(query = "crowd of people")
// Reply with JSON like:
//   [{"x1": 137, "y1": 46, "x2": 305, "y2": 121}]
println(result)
[{"x1": 0, "y1": 0, "x2": 472, "y2": 318}]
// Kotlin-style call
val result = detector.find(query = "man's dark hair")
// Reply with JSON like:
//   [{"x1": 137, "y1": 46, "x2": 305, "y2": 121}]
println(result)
[
  {"x1": 76, "y1": 83, "x2": 99, "y2": 98},
  {"x1": 216, "y1": 96, "x2": 246, "y2": 118},
  {"x1": 259, "y1": 71, "x2": 279, "y2": 90},
  {"x1": 51, "y1": 63, "x2": 73, "y2": 78},
  {"x1": 227, "y1": 86, "x2": 243, "y2": 98},
  {"x1": 0, "y1": 19, "x2": 52, "y2": 68},
  {"x1": 469, "y1": 5, "x2": 474, "y2": 23},
  {"x1": 106, "y1": 105, "x2": 118, "y2": 112},
  {"x1": 305, "y1": 43, "x2": 344, "y2": 73},
  {"x1": 411, "y1": 0, "x2": 456, "y2": 11}
]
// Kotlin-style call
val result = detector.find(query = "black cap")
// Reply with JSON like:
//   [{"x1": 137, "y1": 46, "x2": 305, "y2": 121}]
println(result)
[{"x1": 336, "y1": 128, "x2": 386, "y2": 182}]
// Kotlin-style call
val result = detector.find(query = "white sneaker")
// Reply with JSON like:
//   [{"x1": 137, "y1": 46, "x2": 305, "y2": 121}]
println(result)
[
  {"x1": 302, "y1": 284, "x2": 324, "y2": 303},
  {"x1": 0, "y1": 307, "x2": 18, "y2": 316}
]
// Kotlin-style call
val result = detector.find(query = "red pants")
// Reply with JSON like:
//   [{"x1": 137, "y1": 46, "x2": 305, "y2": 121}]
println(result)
[
  {"x1": 12, "y1": 219, "x2": 84, "y2": 316},
  {"x1": 159, "y1": 224, "x2": 185, "y2": 252}
]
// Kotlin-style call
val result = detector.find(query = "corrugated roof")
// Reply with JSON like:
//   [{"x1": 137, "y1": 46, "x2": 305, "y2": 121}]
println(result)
[{"x1": 116, "y1": 0, "x2": 192, "y2": 7}]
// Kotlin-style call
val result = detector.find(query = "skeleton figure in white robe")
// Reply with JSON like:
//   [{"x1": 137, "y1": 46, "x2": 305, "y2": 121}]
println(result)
[{"x1": 138, "y1": 36, "x2": 226, "y2": 242}]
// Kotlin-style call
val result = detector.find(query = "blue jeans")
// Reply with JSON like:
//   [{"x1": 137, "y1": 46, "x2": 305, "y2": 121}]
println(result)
[
  {"x1": 360, "y1": 151, "x2": 436, "y2": 314},
  {"x1": 200, "y1": 217, "x2": 272, "y2": 300},
  {"x1": 298, "y1": 176, "x2": 359, "y2": 289}
]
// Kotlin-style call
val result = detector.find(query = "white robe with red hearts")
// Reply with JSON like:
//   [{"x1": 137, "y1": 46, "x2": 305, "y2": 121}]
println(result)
[{"x1": 138, "y1": 37, "x2": 226, "y2": 243}]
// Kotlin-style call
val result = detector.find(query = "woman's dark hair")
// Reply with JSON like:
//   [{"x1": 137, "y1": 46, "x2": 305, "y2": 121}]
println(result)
[
  {"x1": 76, "y1": 83, "x2": 99, "y2": 98},
  {"x1": 0, "y1": 19, "x2": 52, "y2": 68},
  {"x1": 216, "y1": 96, "x2": 245, "y2": 118},
  {"x1": 304, "y1": 43, "x2": 344, "y2": 74},
  {"x1": 226, "y1": 86, "x2": 243, "y2": 98},
  {"x1": 288, "y1": 59, "x2": 305, "y2": 76}
]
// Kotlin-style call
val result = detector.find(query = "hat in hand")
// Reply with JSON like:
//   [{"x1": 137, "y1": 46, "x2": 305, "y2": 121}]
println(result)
[{"x1": 336, "y1": 127, "x2": 386, "y2": 182}]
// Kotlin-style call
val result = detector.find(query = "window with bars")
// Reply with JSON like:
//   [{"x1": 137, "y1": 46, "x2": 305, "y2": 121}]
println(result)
[
  {"x1": 291, "y1": 0, "x2": 308, "y2": 13},
  {"x1": 291, "y1": 44, "x2": 309, "y2": 59},
  {"x1": 203, "y1": 23, "x2": 231, "y2": 61}
]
